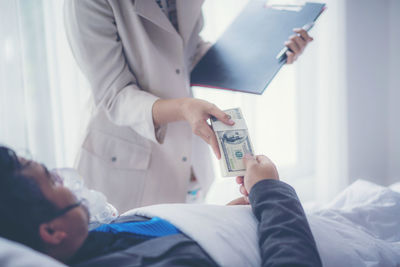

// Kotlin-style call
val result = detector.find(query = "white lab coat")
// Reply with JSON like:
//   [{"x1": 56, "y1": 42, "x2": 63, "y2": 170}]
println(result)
[{"x1": 64, "y1": 0, "x2": 214, "y2": 213}]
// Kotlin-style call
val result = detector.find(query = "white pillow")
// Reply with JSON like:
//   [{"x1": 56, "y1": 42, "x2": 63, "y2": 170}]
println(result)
[
  {"x1": 390, "y1": 182, "x2": 400, "y2": 193},
  {"x1": 0, "y1": 237, "x2": 66, "y2": 267},
  {"x1": 310, "y1": 180, "x2": 400, "y2": 266}
]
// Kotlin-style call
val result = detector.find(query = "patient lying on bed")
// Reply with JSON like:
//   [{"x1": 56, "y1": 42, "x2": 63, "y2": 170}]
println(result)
[{"x1": 0, "y1": 145, "x2": 322, "y2": 266}]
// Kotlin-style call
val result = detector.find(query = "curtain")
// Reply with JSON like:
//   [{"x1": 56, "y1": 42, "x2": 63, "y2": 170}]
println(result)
[
  {"x1": 0, "y1": 0, "x2": 91, "y2": 169},
  {"x1": 0, "y1": 0, "x2": 350, "y2": 205},
  {"x1": 312, "y1": 0, "x2": 349, "y2": 203}
]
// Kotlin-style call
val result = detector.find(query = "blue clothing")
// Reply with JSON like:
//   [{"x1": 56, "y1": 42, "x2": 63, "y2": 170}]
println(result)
[{"x1": 91, "y1": 217, "x2": 180, "y2": 239}]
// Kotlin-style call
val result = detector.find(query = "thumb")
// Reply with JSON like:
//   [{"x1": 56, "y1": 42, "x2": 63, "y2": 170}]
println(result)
[
  {"x1": 243, "y1": 154, "x2": 256, "y2": 168},
  {"x1": 209, "y1": 106, "x2": 235, "y2": 126}
]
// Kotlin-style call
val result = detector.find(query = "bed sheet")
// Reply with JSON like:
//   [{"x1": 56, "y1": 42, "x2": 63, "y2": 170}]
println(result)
[{"x1": 123, "y1": 180, "x2": 400, "y2": 267}]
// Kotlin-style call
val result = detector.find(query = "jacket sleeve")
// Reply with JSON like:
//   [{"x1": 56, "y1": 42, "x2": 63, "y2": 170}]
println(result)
[
  {"x1": 249, "y1": 179, "x2": 322, "y2": 267},
  {"x1": 63, "y1": 0, "x2": 165, "y2": 144}
]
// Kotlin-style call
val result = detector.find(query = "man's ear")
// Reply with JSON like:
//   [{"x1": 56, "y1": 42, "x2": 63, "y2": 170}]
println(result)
[{"x1": 39, "y1": 222, "x2": 67, "y2": 245}]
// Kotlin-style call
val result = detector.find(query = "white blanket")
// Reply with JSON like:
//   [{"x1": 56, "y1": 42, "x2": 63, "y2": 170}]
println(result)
[
  {"x1": 123, "y1": 204, "x2": 260, "y2": 266},
  {"x1": 122, "y1": 180, "x2": 400, "y2": 267}
]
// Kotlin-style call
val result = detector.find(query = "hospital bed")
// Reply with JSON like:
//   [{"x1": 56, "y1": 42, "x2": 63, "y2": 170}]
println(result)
[{"x1": 1, "y1": 179, "x2": 400, "y2": 266}]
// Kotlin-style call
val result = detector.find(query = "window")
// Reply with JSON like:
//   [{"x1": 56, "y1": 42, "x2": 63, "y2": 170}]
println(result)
[{"x1": 197, "y1": 0, "x2": 316, "y2": 204}]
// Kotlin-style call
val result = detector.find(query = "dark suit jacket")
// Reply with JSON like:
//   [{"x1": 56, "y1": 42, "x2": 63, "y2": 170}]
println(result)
[{"x1": 71, "y1": 180, "x2": 322, "y2": 267}]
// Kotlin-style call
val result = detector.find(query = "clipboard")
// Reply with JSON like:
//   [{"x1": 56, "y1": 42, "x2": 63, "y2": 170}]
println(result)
[{"x1": 190, "y1": 1, "x2": 326, "y2": 95}]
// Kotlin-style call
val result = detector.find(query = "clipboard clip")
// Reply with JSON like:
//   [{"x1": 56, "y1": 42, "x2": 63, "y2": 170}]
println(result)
[{"x1": 265, "y1": 0, "x2": 305, "y2": 11}]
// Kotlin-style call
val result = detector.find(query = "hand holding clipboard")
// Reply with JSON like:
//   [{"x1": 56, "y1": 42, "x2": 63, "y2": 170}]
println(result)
[
  {"x1": 277, "y1": 22, "x2": 314, "y2": 64},
  {"x1": 191, "y1": 2, "x2": 326, "y2": 95}
]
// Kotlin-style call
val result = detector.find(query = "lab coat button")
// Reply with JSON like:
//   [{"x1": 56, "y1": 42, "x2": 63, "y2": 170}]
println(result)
[
  {"x1": 182, "y1": 156, "x2": 187, "y2": 162},
  {"x1": 111, "y1": 156, "x2": 117, "y2": 162},
  {"x1": 176, "y1": 69, "x2": 180, "y2": 74}
]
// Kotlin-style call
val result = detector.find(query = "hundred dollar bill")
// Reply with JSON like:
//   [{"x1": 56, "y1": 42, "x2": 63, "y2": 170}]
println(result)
[{"x1": 211, "y1": 108, "x2": 254, "y2": 177}]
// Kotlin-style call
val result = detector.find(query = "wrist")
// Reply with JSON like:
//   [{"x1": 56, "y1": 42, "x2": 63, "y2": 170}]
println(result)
[
  {"x1": 249, "y1": 179, "x2": 295, "y2": 202},
  {"x1": 246, "y1": 177, "x2": 278, "y2": 194},
  {"x1": 245, "y1": 180, "x2": 257, "y2": 194},
  {"x1": 176, "y1": 97, "x2": 189, "y2": 121},
  {"x1": 152, "y1": 98, "x2": 188, "y2": 127}
]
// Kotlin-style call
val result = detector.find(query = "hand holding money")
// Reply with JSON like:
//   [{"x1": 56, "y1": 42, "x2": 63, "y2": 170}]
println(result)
[
  {"x1": 236, "y1": 154, "x2": 280, "y2": 197},
  {"x1": 153, "y1": 98, "x2": 234, "y2": 159},
  {"x1": 179, "y1": 98, "x2": 235, "y2": 159},
  {"x1": 211, "y1": 108, "x2": 255, "y2": 177}
]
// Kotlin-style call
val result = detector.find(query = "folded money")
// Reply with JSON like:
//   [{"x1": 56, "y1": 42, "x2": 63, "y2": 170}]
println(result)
[{"x1": 211, "y1": 108, "x2": 254, "y2": 177}]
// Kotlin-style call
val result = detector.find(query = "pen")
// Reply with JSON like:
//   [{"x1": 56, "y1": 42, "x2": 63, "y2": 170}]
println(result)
[{"x1": 276, "y1": 22, "x2": 315, "y2": 61}]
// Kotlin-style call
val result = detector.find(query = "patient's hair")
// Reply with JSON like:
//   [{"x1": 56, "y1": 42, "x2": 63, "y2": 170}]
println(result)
[{"x1": 0, "y1": 146, "x2": 58, "y2": 251}]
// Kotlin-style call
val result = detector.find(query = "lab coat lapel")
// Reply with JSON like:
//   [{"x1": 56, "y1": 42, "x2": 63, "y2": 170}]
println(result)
[
  {"x1": 177, "y1": 0, "x2": 204, "y2": 46},
  {"x1": 134, "y1": 0, "x2": 178, "y2": 36}
]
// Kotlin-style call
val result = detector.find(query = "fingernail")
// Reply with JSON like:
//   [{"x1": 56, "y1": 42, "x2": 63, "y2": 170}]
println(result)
[
  {"x1": 228, "y1": 119, "x2": 235, "y2": 125},
  {"x1": 244, "y1": 154, "x2": 253, "y2": 159}
]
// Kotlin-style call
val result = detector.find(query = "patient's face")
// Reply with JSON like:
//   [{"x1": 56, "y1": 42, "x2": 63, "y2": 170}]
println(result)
[{"x1": 18, "y1": 158, "x2": 89, "y2": 251}]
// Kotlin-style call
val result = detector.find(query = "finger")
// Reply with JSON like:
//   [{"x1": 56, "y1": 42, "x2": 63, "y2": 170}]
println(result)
[
  {"x1": 286, "y1": 51, "x2": 295, "y2": 64},
  {"x1": 292, "y1": 36, "x2": 306, "y2": 54},
  {"x1": 200, "y1": 125, "x2": 221, "y2": 159},
  {"x1": 199, "y1": 134, "x2": 220, "y2": 159},
  {"x1": 255, "y1": 155, "x2": 272, "y2": 165},
  {"x1": 256, "y1": 155, "x2": 278, "y2": 175},
  {"x1": 285, "y1": 38, "x2": 300, "y2": 54},
  {"x1": 285, "y1": 42, "x2": 300, "y2": 62},
  {"x1": 202, "y1": 134, "x2": 220, "y2": 159},
  {"x1": 272, "y1": 161, "x2": 280, "y2": 179},
  {"x1": 236, "y1": 176, "x2": 244, "y2": 184},
  {"x1": 242, "y1": 185, "x2": 249, "y2": 196},
  {"x1": 208, "y1": 130, "x2": 221, "y2": 159},
  {"x1": 256, "y1": 155, "x2": 279, "y2": 180},
  {"x1": 208, "y1": 105, "x2": 235, "y2": 126},
  {"x1": 226, "y1": 196, "x2": 249, "y2": 206},
  {"x1": 240, "y1": 184, "x2": 249, "y2": 196},
  {"x1": 293, "y1": 28, "x2": 313, "y2": 42},
  {"x1": 196, "y1": 124, "x2": 221, "y2": 159},
  {"x1": 237, "y1": 196, "x2": 249, "y2": 204},
  {"x1": 243, "y1": 154, "x2": 257, "y2": 169},
  {"x1": 198, "y1": 126, "x2": 212, "y2": 142}
]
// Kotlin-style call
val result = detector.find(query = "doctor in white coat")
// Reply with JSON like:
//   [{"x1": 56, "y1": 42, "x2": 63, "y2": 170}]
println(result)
[{"x1": 64, "y1": 0, "x2": 312, "y2": 212}]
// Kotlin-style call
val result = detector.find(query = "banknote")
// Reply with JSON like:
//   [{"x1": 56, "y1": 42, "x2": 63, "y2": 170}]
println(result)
[{"x1": 211, "y1": 108, "x2": 254, "y2": 177}]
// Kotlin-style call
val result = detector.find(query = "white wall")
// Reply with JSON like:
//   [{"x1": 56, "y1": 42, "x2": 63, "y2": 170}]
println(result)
[
  {"x1": 345, "y1": 0, "x2": 399, "y2": 185},
  {"x1": 313, "y1": 0, "x2": 349, "y2": 202},
  {"x1": 387, "y1": 0, "x2": 400, "y2": 184}
]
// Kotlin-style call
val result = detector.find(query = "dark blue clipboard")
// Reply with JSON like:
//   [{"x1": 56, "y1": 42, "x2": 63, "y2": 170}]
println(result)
[{"x1": 190, "y1": 1, "x2": 326, "y2": 95}]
